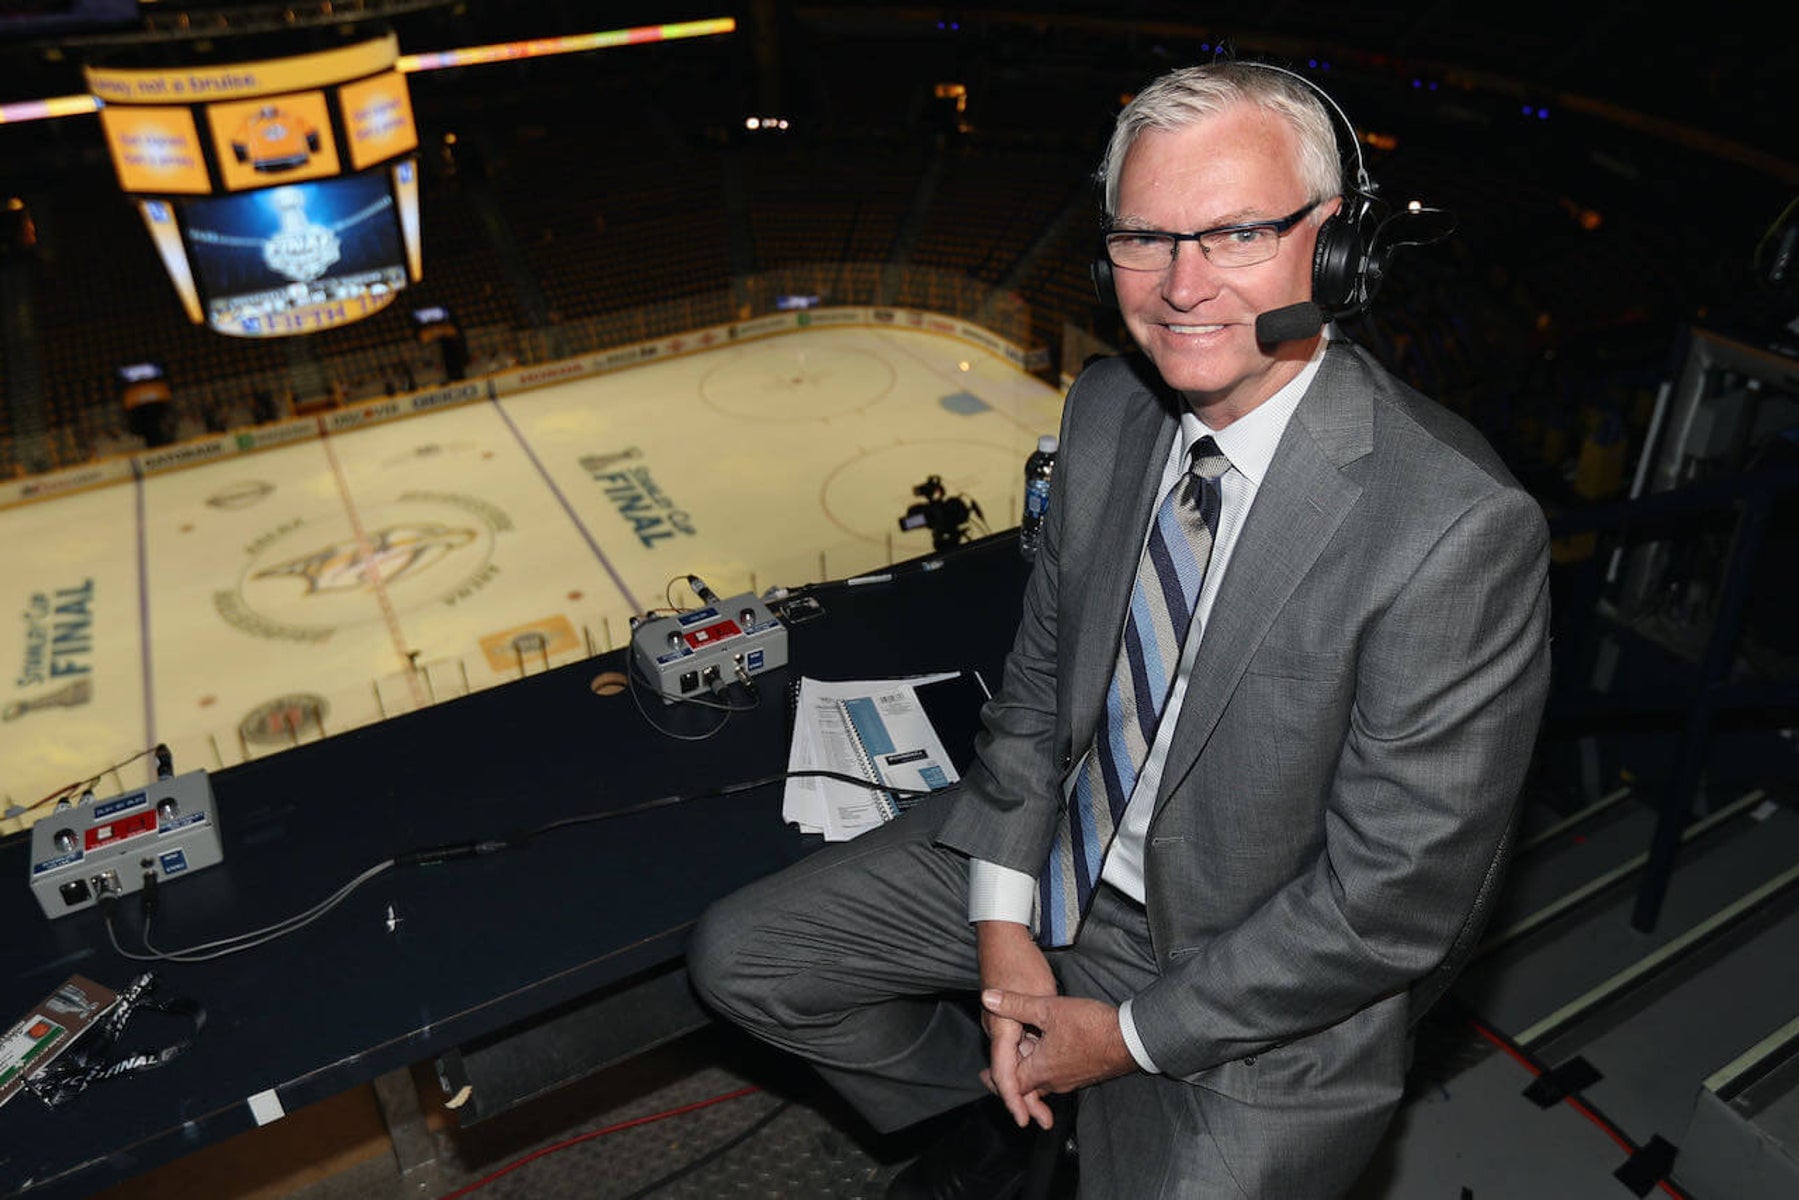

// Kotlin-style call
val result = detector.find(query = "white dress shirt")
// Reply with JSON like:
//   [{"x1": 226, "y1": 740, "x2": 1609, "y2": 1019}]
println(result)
[{"x1": 969, "y1": 337, "x2": 1327, "y2": 1071}]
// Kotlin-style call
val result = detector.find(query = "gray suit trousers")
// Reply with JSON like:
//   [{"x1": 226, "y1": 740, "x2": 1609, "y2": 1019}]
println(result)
[{"x1": 688, "y1": 793, "x2": 1402, "y2": 1198}]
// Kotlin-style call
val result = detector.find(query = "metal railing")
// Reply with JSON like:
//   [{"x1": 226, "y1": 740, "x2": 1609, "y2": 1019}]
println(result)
[{"x1": 1542, "y1": 457, "x2": 1799, "y2": 931}]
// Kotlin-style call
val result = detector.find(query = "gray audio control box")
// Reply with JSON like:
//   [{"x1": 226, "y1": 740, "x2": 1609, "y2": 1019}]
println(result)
[
  {"x1": 27, "y1": 769, "x2": 224, "y2": 918},
  {"x1": 631, "y1": 592, "x2": 788, "y2": 703}
]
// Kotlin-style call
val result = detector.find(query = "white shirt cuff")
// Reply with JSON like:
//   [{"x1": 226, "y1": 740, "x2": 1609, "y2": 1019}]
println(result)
[
  {"x1": 1117, "y1": 998, "x2": 1161, "y2": 1073},
  {"x1": 968, "y1": 859, "x2": 1037, "y2": 926},
  {"x1": 970, "y1": 861, "x2": 1157, "y2": 1073}
]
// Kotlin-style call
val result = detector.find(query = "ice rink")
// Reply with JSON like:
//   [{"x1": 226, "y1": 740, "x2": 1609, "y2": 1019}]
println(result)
[{"x1": 2, "y1": 323, "x2": 1064, "y2": 830}]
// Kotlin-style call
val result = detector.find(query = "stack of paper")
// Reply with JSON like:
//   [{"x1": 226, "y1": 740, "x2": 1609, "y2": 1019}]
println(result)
[{"x1": 783, "y1": 674, "x2": 962, "y2": 840}]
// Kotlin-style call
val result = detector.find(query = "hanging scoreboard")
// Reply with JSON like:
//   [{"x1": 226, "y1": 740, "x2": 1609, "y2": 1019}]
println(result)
[{"x1": 86, "y1": 35, "x2": 423, "y2": 338}]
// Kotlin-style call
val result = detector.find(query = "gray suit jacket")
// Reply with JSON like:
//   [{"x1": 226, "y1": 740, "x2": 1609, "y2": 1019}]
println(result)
[{"x1": 937, "y1": 342, "x2": 1551, "y2": 1095}]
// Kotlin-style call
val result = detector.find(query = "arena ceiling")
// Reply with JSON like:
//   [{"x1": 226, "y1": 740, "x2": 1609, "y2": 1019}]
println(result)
[
  {"x1": 0, "y1": 0, "x2": 1778, "y2": 150},
  {"x1": 0, "y1": 2, "x2": 1787, "y2": 210}
]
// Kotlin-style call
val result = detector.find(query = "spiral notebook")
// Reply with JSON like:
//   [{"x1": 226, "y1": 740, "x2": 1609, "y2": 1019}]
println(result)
[{"x1": 783, "y1": 672, "x2": 974, "y2": 841}]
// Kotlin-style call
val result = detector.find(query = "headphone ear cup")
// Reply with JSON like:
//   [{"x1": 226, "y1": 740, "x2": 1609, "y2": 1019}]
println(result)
[
  {"x1": 1311, "y1": 211, "x2": 1358, "y2": 311},
  {"x1": 1091, "y1": 256, "x2": 1118, "y2": 310},
  {"x1": 1312, "y1": 194, "x2": 1375, "y2": 312}
]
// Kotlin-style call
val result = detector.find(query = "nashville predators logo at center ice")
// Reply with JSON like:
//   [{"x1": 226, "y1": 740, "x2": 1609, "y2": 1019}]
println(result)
[
  {"x1": 255, "y1": 523, "x2": 473, "y2": 594},
  {"x1": 215, "y1": 491, "x2": 512, "y2": 642}
]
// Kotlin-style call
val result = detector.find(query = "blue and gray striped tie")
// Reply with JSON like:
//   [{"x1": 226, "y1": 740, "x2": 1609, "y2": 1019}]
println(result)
[{"x1": 1037, "y1": 436, "x2": 1229, "y2": 948}]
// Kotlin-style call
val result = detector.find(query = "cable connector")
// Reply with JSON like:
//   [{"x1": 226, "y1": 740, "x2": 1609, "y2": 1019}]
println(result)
[
  {"x1": 394, "y1": 839, "x2": 512, "y2": 868},
  {"x1": 139, "y1": 869, "x2": 160, "y2": 922},
  {"x1": 92, "y1": 873, "x2": 121, "y2": 923},
  {"x1": 732, "y1": 657, "x2": 760, "y2": 701}
]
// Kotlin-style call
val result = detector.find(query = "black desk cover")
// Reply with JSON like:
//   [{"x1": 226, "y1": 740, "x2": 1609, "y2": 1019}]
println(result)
[{"x1": 0, "y1": 536, "x2": 1029, "y2": 1199}]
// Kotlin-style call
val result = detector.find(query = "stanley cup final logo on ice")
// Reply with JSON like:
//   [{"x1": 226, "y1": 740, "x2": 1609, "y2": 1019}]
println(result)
[
  {"x1": 579, "y1": 448, "x2": 697, "y2": 548},
  {"x1": 216, "y1": 492, "x2": 512, "y2": 641},
  {"x1": 10, "y1": 580, "x2": 96, "y2": 720}
]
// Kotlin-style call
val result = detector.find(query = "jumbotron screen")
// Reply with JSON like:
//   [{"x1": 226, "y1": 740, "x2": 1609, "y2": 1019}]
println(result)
[
  {"x1": 183, "y1": 171, "x2": 410, "y2": 336},
  {"x1": 86, "y1": 35, "x2": 423, "y2": 338}
]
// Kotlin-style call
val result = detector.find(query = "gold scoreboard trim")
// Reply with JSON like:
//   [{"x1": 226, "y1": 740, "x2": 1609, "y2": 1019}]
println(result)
[
  {"x1": 91, "y1": 35, "x2": 426, "y2": 339},
  {"x1": 86, "y1": 35, "x2": 417, "y2": 197},
  {"x1": 85, "y1": 35, "x2": 400, "y2": 105}
]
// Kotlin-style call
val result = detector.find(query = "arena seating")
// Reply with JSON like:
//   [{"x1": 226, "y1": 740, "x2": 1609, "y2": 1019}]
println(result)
[
  {"x1": 906, "y1": 148, "x2": 1088, "y2": 285},
  {"x1": 471, "y1": 117, "x2": 731, "y2": 324},
  {"x1": 740, "y1": 139, "x2": 925, "y2": 271},
  {"x1": 0, "y1": 19, "x2": 1777, "y2": 495}
]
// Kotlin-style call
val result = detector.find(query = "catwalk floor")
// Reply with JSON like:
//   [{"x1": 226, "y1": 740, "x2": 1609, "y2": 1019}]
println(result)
[{"x1": 91, "y1": 778, "x2": 1799, "y2": 1200}]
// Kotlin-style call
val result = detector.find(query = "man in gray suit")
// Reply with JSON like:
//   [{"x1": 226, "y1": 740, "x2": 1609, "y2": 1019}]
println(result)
[{"x1": 690, "y1": 60, "x2": 1550, "y2": 1198}]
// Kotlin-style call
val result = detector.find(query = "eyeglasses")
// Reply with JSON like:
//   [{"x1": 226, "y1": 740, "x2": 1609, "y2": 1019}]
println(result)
[{"x1": 1103, "y1": 202, "x2": 1321, "y2": 271}]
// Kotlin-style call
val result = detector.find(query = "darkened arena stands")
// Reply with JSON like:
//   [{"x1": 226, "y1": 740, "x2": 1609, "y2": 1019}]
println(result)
[{"x1": 0, "y1": 4, "x2": 1795, "y2": 1199}]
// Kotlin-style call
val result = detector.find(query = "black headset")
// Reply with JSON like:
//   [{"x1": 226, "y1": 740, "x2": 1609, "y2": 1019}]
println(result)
[{"x1": 1090, "y1": 62, "x2": 1386, "y2": 320}]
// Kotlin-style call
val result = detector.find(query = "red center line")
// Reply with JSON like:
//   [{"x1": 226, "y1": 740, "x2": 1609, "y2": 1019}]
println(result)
[{"x1": 319, "y1": 432, "x2": 426, "y2": 707}]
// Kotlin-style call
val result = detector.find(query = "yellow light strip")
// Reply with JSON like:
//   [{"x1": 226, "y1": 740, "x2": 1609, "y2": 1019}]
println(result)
[
  {"x1": 87, "y1": 32, "x2": 399, "y2": 104},
  {"x1": 0, "y1": 95, "x2": 102, "y2": 125},
  {"x1": 0, "y1": 18, "x2": 736, "y2": 125},
  {"x1": 398, "y1": 17, "x2": 735, "y2": 72}
]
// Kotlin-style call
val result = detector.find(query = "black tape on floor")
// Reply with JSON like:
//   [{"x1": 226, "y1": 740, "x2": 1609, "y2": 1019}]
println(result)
[
  {"x1": 1613, "y1": 1134, "x2": 1678, "y2": 1197},
  {"x1": 1522, "y1": 1055, "x2": 1603, "y2": 1108}
]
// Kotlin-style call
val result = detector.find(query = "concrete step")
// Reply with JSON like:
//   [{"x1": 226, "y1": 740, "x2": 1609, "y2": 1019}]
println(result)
[
  {"x1": 1362, "y1": 786, "x2": 1799, "y2": 1198},
  {"x1": 1350, "y1": 1034, "x2": 1651, "y2": 1199},
  {"x1": 1454, "y1": 790, "x2": 1798, "y2": 1036},
  {"x1": 1535, "y1": 883, "x2": 1799, "y2": 1141},
  {"x1": 1676, "y1": 1014, "x2": 1799, "y2": 1200}
]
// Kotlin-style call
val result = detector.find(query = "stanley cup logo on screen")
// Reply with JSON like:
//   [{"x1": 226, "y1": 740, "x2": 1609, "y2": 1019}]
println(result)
[{"x1": 263, "y1": 186, "x2": 342, "y2": 283}]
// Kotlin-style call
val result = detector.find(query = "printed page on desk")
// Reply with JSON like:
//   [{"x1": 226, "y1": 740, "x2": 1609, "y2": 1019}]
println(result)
[{"x1": 785, "y1": 673, "x2": 963, "y2": 840}]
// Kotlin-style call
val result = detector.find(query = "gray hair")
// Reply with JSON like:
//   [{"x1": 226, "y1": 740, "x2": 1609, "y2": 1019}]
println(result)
[{"x1": 1098, "y1": 61, "x2": 1345, "y2": 219}]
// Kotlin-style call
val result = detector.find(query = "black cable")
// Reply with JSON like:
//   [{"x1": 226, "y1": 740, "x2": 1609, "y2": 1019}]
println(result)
[
  {"x1": 100, "y1": 768, "x2": 944, "y2": 963},
  {"x1": 519, "y1": 769, "x2": 950, "y2": 840},
  {"x1": 614, "y1": 1098, "x2": 794, "y2": 1200}
]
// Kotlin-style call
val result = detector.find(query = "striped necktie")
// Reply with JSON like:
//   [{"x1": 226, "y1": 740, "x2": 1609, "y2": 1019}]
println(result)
[{"x1": 1037, "y1": 436, "x2": 1230, "y2": 948}]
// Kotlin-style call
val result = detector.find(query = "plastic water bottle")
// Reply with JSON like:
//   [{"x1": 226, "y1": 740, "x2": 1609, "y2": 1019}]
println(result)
[{"x1": 1019, "y1": 434, "x2": 1058, "y2": 560}]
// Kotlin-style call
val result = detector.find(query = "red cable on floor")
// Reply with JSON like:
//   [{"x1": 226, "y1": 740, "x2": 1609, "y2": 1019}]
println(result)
[
  {"x1": 1466, "y1": 1017, "x2": 1689, "y2": 1199},
  {"x1": 434, "y1": 1083, "x2": 763, "y2": 1200}
]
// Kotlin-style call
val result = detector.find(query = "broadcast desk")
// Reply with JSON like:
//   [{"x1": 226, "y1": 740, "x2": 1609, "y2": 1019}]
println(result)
[{"x1": 0, "y1": 536, "x2": 1028, "y2": 1200}]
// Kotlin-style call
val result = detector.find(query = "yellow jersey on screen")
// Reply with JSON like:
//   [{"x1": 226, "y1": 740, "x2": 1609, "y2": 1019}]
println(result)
[{"x1": 229, "y1": 105, "x2": 322, "y2": 173}]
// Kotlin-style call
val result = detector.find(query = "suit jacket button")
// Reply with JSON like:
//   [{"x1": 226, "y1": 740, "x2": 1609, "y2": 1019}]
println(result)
[{"x1": 1059, "y1": 751, "x2": 1072, "y2": 770}]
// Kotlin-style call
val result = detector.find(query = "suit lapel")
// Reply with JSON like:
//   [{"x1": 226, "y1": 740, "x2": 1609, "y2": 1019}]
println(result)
[{"x1": 1153, "y1": 345, "x2": 1372, "y2": 815}]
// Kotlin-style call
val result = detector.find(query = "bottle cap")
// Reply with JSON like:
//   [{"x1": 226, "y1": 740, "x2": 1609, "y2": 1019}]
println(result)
[{"x1": 1038, "y1": 435, "x2": 1058, "y2": 452}]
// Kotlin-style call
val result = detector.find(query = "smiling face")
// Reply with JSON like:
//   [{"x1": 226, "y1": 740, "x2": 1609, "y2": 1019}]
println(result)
[{"x1": 1111, "y1": 103, "x2": 1336, "y2": 426}]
